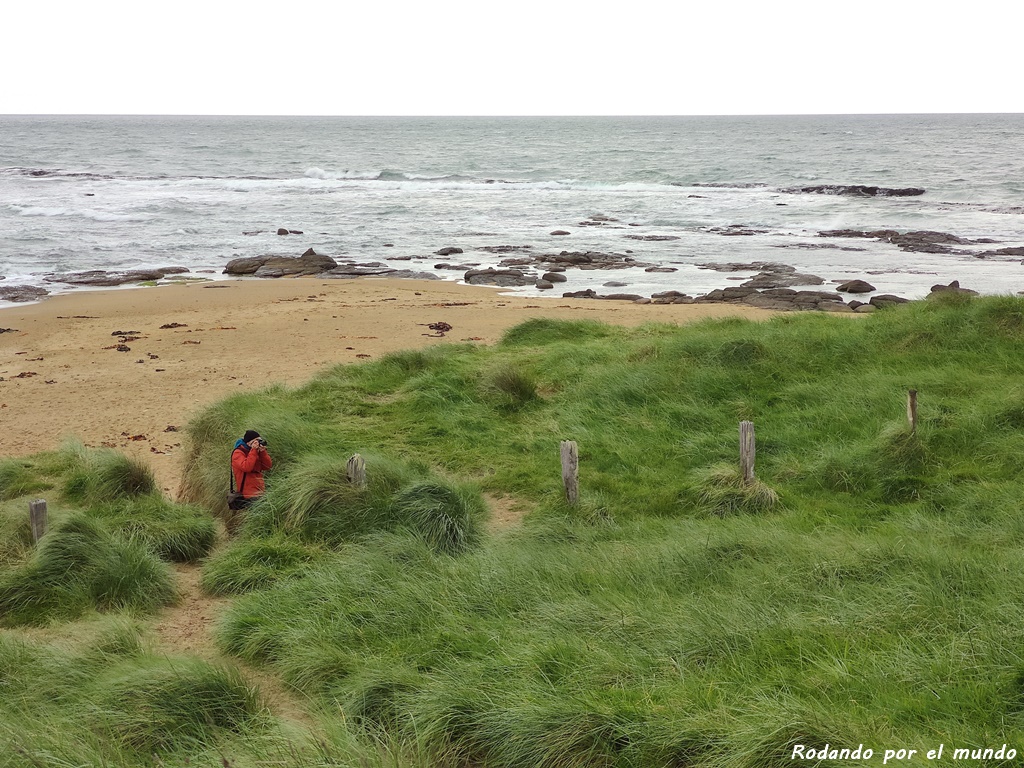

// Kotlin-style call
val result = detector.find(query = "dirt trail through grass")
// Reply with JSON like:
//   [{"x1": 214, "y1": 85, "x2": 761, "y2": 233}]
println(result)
[
  {"x1": 484, "y1": 493, "x2": 533, "y2": 531},
  {"x1": 153, "y1": 562, "x2": 319, "y2": 733}
]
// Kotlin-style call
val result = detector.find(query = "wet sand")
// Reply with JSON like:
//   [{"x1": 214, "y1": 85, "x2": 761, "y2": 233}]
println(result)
[{"x1": 0, "y1": 278, "x2": 775, "y2": 493}]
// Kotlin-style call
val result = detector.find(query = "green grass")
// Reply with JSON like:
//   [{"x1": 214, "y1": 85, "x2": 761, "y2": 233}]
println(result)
[
  {"x1": 0, "y1": 516, "x2": 176, "y2": 626},
  {"x1": 8, "y1": 294, "x2": 1024, "y2": 765}
]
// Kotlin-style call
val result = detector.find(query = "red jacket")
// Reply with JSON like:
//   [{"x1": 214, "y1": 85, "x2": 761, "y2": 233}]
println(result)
[{"x1": 231, "y1": 443, "x2": 273, "y2": 499}]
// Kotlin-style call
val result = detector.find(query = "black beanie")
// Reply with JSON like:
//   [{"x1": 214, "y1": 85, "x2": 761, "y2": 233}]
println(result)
[{"x1": 243, "y1": 430, "x2": 260, "y2": 442}]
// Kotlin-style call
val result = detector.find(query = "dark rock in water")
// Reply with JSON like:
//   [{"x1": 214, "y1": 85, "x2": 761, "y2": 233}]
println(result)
[
  {"x1": 379, "y1": 270, "x2": 440, "y2": 280},
  {"x1": 464, "y1": 268, "x2": 536, "y2": 287},
  {"x1": 741, "y1": 266, "x2": 825, "y2": 289},
  {"x1": 536, "y1": 280, "x2": 554, "y2": 290},
  {"x1": 601, "y1": 293, "x2": 645, "y2": 302},
  {"x1": 222, "y1": 257, "x2": 265, "y2": 275},
  {"x1": 707, "y1": 225, "x2": 768, "y2": 236},
  {"x1": 929, "y1": 280, "x2": 978, "y2": 296},
  {"x1": 478, "y1": 245, "x2": 532, "y2": 253},
  {"x1": 434, "y1": 263, "x2": 477, "y2": 270},
  {"x1": 497, "y1": 257, "x2": 536, "y2": 267},
  {"x1": 870, "y1": 294, "x2": 911, "y2": 309},
  {"x1": 44, "y1": 269, "x2": 174, "y2": 287},
  {"x1": 319, "y1": 261, "x2": 395, "y2": 277},
  {"x1": 0, "y1": 285, "x2": 49, "y2": 302},
  {"x1": 976, "y1": 246, "x2": 1024, "y2": 258},
  {"x1": 790, "y1": 185, "x2": 925, "y2": 197},
  {"x1": 277, "y1": 228, "x2": 290, "y2": 235},
  {"x1": 837, "y1": 279, "x2": 876, "y2": 293},
  {"x1": 550, "y1": 230, "x2": 571, "y2": 236},
  {"x1": 545, "y1": 265, "x2": 566, "y2": 273},
  {"x1": 224, "y1": 250, "x2": 338, "y2": 277},
  {"x1": 624, "y1": 234, "x2": 681, "y2": 241},
  {"x1": 589, "y1": 214, "x2": 619, "y2": 222},
  {"x1": 542, "y1": 272, "x2": 568, "y2": 282},
  {"x1": 645, "y1": 266, "x2": 678, "y2": 273},
  {"x1": 563, "y1": 289, "x2": 598, "y2": 299},
  {"x1": 435, "y1": 246, "x2": 464, "y2": 256},
  {"x1": 603, "y1": 281, "x2": 629, "y2": 288},
  {"x1": 289, "y1": 229, "x2": 303, "y2": 235},
  {"x1": 819, "y1": 229, "x2": 980, "y2": 255}
]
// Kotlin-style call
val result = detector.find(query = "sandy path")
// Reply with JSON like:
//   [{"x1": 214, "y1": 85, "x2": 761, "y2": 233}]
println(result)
[{"x1": 0, "y1": 278, "x2": 774, "y2": 493}]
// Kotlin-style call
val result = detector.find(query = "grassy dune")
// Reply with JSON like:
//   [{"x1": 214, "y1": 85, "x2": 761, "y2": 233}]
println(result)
[{"x1": 5, "y1": 293, "x2": 1024, "y2": 766}]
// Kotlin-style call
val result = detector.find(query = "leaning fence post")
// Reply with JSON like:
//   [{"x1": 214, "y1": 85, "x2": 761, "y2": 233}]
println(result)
[
  {"x1": 29, "y1": 499, "x2": 47, "y2": 543},
  {"x1": 560, "y1": 440, "x2": 579, "y2": 506},
  {"x1": 907, "y1": 389, "x2": 918, "y2": 434},
  {"x1": 346, "y1": 454, "x2": 366, "y2": 487},
  {"x1": 739, "y1": 421, "x2": 756, "y2": 485}
]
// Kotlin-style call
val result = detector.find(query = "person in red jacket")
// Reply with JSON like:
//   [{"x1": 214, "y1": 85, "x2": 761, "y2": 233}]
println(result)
[{"x1": 231, "y1": 429, "x2": 273, "y2": 509}]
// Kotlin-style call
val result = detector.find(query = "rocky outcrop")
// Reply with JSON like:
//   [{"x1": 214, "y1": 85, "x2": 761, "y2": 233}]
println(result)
[
  {"x1": 740, "y1": 265, "x2": 825, "y2": 289},
  {"x1": 435, "y1": 247, "x2": 464, "y2": 256},
  {"x1": 464, "y1": 268, "x2": 537, "y2": 287},
  {"x1": 541, "y1": 272, "x2": 567, "y2": 283},
  {"x1": 928, "y1": 280, "x2": 978, "y2": 296},
  {"x1": 624, "y1": 234, "x2": 680, "y2": 241},
  {"x1": 224, "y1": 248, "x2": 337, "y2": 276},
  {"x1": 837, "y1": 279, "x2": 876, "y2": 293},
  {"x1": 44, "y1": 267, "x2": 191, "y2": 287},
  {"x1": 869, "y1": 294, "x2": 911, "y2": 309},
  {"x1": 789, "y1": 185, "x2": 925, "y2": 197},
  {"x1": 317, "y1": 261, "x2": 401, "y2": 278},
  {"x1": 0, "y1": 285, "x2": 49, "y2": 302},
  {"x1": 697, "y1": 287, "x2": 851, "y2": 312},
  {"x1": 819, "y1": 229, "x2": 984, "y2": 255},
  {"x1": 550, "y1": 230, "x2": 571, "y2": 236}
]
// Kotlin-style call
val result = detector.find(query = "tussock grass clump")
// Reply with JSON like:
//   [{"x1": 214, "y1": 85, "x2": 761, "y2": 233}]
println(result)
[
  {"x1": 91, "y1": 657, "x2": 264, "y2": 754},
  {"x1": 500, "y1": 317, "x2": 614, "y2": 346},
  {"x1": 0, "y1": 516, "x2": 174, "y2": 626},
  {"x1": 86, "y1": 495, "x2": 216, "y2": 563},
  {"x1": 487, "y1": 365, "x2": 539, "y2": 410},
  {"x1": 59, "y1": 443, "x2": 156, "y2": 503},
  {"x1": 201, "y1": 535, "x2": 319, "y2": 595},
  {"x1": 692, "y1": 464, "x2": 781, "y2": 516},
  {"x1": 392, "y1": 481, "x2": 484, "y2": 554},
  {"x1": 0, "y1": 459, "x2": 50, "y2": 501},
  {"x1": 243, "y1": 452, "x2": 483, "y2": 553}
]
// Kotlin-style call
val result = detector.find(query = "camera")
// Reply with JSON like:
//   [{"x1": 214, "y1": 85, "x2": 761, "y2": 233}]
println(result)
[{"x1": 256, "y1": 437, "x2": 268, "y2": 446}]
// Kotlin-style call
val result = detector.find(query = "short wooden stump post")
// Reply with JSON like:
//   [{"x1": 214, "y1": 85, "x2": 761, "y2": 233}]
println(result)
[
  {"x1": 29, "y1": 499, "x2": 48, "y2": 543},
  {"x1": 907, "y1": 389, "x2": 919, "y2": 434},
  {"x1": 560, "y1": 440, "x2": 579, "y2": 506},
  {"x1": 739, "y1": 421, "x2": 756, "y2": 486},
  {"x1": 346, "y1": 454, "x2": 367, "y2": 487}
]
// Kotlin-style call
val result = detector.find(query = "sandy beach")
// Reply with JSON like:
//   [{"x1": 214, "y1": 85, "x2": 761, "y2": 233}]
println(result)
[{"x1": 0, "y1": 278, "x2": 774, "y2": 494}]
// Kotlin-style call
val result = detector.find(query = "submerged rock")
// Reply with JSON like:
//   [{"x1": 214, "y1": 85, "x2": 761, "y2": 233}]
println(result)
[
  {"x1": 0, "y1": 285, "x2": 49, "y2": 302},
  {"x1": 789, "y1": 185, "x2": 925, "y2": 197}
]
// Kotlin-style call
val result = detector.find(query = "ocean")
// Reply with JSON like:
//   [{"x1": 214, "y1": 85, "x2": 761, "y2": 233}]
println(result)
[{"x1": 2, "y1": 114, "x2": 1023, "y2": 306}]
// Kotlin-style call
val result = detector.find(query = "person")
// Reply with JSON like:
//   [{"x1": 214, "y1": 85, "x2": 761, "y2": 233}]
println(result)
[{"x1": 230, "y1": 429, "x2": 273, "y2": 510}]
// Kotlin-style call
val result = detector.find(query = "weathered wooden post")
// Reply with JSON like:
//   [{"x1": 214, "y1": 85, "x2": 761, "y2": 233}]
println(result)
[
  {"x1": 739, "y1": 421, "x2": 756, "y2": 485},
  {"x1": 29, "y1": 499, "x2": 47, "y2": 543},
  {"x1": 907, "y1": 389, "x2": 918, "y2": 434},
  {"x1": 346, "y1": 454, "x2": 366, "y2": 487},
  {"x1": 560, "y1": 440, "x2": 579, "y2": 506}
]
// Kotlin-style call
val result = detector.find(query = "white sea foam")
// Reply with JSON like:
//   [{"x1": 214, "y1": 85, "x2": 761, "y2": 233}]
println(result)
[{"x1": 10, "y1": 205, "x2": 155, "y2": 222}]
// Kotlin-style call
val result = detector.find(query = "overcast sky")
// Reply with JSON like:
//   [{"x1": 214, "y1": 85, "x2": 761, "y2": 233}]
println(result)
[{"x1": 3, "y1": 0, "x2": 1019, "y2": 115}]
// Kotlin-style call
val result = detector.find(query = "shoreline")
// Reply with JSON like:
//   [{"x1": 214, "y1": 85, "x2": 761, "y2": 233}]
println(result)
[{"x1": 0, "y1": 277, "x2": 776, "y2": 494}]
